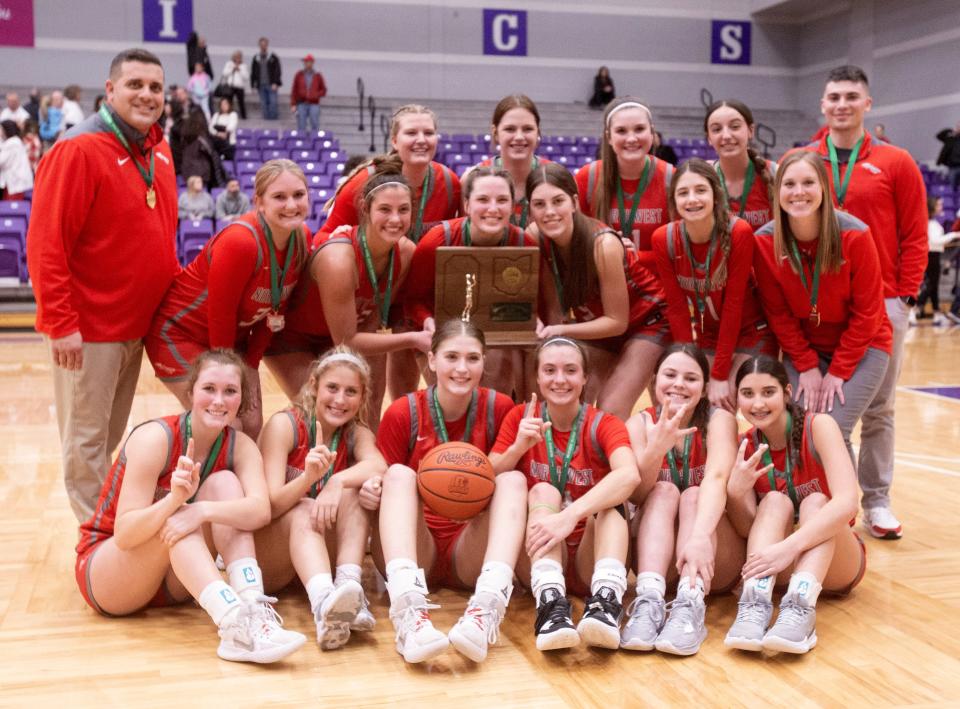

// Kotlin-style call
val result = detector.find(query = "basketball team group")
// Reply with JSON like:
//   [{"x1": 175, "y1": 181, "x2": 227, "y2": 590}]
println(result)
[{"x1": 27, "y1": 48, "x2": 927, "y2": 667}]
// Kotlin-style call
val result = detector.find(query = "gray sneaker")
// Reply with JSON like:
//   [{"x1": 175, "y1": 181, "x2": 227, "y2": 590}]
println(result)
[
  {"x1": 654, "y1": 586, "x2": 706, "y2": 656},
  {"x1": 619, "y1": 590, "x2": 665, "y2": 651},
  {"x1": 724, "y1": 586, "x2": 773, "y2": 651},
  {"x1": 762, "y1": 591, "x2": 817, "y2": 654}
]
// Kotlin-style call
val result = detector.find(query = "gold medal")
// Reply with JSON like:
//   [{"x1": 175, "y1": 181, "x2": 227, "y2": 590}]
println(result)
[
  {"x1": 266, "y1": 312, "x2": 285, "y2": 332},
  {"x1": 146, "y1": 187, "x2": 157, "y2": 209},
  {"x1": 809, "y1": 306, "x2": 821, "y2": 327},
  {"x1": 378, "y1": 326, "x2": 393, "y2": 335}
]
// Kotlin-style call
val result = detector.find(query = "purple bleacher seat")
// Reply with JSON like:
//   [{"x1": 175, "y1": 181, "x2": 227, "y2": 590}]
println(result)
[
  {"x1": 930, "y1": 184, "x2": 952, "y2": 196},
  {"x1": 236, "y1": 128, "x2": 253, "y2": 138},
  {"x1": 0, "y1": 200, "x2": 30, "y2": 222},
  {"x1": 236, "y1": 137, "x2": 256, "y2": 149},
  {"x1": 211, "y1": 188, "x2": 225, "y2": 202},
  {"x1": 178, "y1": 219, "x2": 214, "y2": 263},
  {"x1": 292, "y1": 149, "x2": 321, "y2": 163},
  {"x1": 0, "y1": 216, "x2": 27, "y2": 248},
  {"x1": 319, "y1": 138, "x2": 339, "y2": 151},
  {"x1": 181, "y1": 238, "x2": 206, "y2": 266},
  {"x1": 541, "y1": 145, "x2": 558, "y2": 155},
  {"x1": 319, "y1": 149, "x2": 342, "y2": 162},
  {"x1": 311, "y1": 189, "x2": 331, "y2": 211},
  {"x1": 236, "y1": 148, "x2": 261, "y2": 162},
  {"x1": 262, "y1": 149, "x2": 285, "y2": 161},
  {"x1": 451, "y1": 133, "x2": 474, "y2": 143},
  {"x1": 287, "y1": 138, "x2": 312, "y2": 150},
  {"x1": 238, "y1": 160, "x2": 259, "y2": 174},
  {"x1": 0, "y1": 234, "x2": 23, "y2": 280},
  {"x1": 456, "y1": 164, "x2": 470, "y2": 177},
  {"x1": 307, "y1": 174, "x2": 335, "y2": 189},
  {"x1": 300, "y1": 162, "x2": 324, "y2": 176},
  {"x1": 325, "y1": 162, "x2": 344, "y2": 176},
  {"x1": 258, "y1": 137, "x2": 281, "y2": 150},
  {"x1": 449, "y1": 154, "x2": 472, "y2": 166},
  {"x1": 305, "y1": 217, "x2": 321, "y2": 234},
  {"x1": 253, "y1": 128, "x2": 279, "y2": 139}
]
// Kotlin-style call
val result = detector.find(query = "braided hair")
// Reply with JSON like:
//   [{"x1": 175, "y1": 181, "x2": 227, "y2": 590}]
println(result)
[{"x1": 735, "y1": 355, "x2": 805, "y2": 475}]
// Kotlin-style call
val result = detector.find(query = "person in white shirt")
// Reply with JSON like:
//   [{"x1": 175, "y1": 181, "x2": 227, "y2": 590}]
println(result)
[
  {"x1": 221, "y1": 50, "x2": 250, "y2": 120},
  {"x1": 913, "y1": 196, "x2": 960, "y2": 326},
  {"x1": 209, "y1": 96, "x2": 238, "y2": 160},
  {"x1": 0, "y1": 120, "x2": 33, "y2": 199},
  {"x1": 62, "y1": 85, "x2": 85, "y2": 130},
  {"x1": 0, "y1": 93, "x2": 29, "y2": 127}
]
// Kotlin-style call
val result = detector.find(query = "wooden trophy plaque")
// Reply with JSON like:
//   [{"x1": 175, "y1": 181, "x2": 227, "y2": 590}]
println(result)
[{"x1": 434, "y1": 247, "x2": 540, "y2": 346}]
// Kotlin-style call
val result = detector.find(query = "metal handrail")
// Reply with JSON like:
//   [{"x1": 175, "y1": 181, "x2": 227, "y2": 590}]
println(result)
[
  {"x1": 367, "y1": 96, "x2": 376, "y2": 152},
  {"x1": 356, "y1": 78, "x2": 365, "y2": 130}
]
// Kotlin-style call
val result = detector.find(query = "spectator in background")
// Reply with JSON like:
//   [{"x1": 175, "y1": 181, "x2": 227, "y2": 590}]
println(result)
[
  {"x1": 209, "y1": 96, "x2": 238, "y2": 160},
  {"x1": 652, "y1": 131, "x2": 678, "y2": 166},
  {"x1": 178, "y1": 174, "x2": 215, "y2": 220},
  {"x1": 290, "y1": 54, "x2": 326, "y2": 133},
  {"x1": 21, "y1": 119, "x2": 41, "y2": 173},
  {"x1": 1, "y1": 92, "x2": 29, "y2": 127},
  {"x1": 186, "y1": 31, "x2": 213, "y2": 79},
  {"x1": 39, "y1": 91, "x2": 64, "y2": 145},
  {"x1": 215, "y1": 177, "x2": 251, "y2": 222},
  {"x1": 221, "y1": 50, "x2": 249, "y2": 119},
  {"x1": 180, "y1": 109, "x2": 226, "y2": 190},
  {"x1": 936, "y1": 122, "x2": 960, "y2": 190},
  {"x1": 93, "y1": 95, "x2": 105, "y2": 113},
  {"x1": 251, "y1": 36, "x2": 282, "y2": 120},
  {"x1": 186, "y1": 62, "x2": 212, "y2": 121},
  {"x1": 0, "y1": 120, "x2": 33, "y2": 199},
  {"x1": 23, "y1": 89, "x2": 40, "y2": 122},
  {"x1": 913, "y1": 196, "x2": 959, "y2": 326},
  {"x1": 873, "y1": 123, "x2": 891, "y2": 144},
  {"x1": 589, "y1": 66, "x2": 615, "y2": 109},
  {"x1": 62, "y1": 85, "x2": 84, "y2": 130}
]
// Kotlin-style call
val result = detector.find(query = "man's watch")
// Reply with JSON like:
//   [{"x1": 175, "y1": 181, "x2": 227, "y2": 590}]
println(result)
[{"x1": 900, "y1": 296, "x2": 917, "y2": 306}]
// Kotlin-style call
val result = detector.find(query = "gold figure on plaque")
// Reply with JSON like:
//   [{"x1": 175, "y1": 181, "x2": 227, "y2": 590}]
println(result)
[{"x1": 461, "y1": 273, "x2": 477, "y2": 322}]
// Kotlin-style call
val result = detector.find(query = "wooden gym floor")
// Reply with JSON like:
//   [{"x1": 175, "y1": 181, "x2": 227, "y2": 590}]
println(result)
[{"x1": 1, "y1": 325, "x2": 959, "y2": 708}]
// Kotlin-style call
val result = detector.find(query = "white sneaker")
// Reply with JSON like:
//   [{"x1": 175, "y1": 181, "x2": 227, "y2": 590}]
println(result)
[
  {"x1": 448, "y1": 595, "x2": 504, "y2": 663},
  {"x1": 218, "y1": 596, "x2": 306, "y2": 664},
  {"x1": 863, "y1": 506, "x2": 902, "y2": 540},
  {"x1": 351, "y1": 592, "x2": 376, "y2": 632},
  {"x1": 389, "y1": 593, "x2": 449, "y2": 663},
  {"x1": 315, "y1": 580, "x2": 363, "y2": 650},
  {"x1": 907, "y1": 308, "x2": 918, "y2": 326},
  {"x1": 947, "y1": 311, "x2": 960, "y2": 326},
  {"x1": 933, "y1": 312, "x2": 948, "y2": 326}
]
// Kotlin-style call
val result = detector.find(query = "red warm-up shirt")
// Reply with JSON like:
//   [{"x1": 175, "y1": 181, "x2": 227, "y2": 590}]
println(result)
[
  {"x1": 716, "y1": 159, "x2": 777, "y2": 231},
  {"x1": 742, "y1": 412, "x2": 831, "y2": 503},
  {"x1": 290, "y1": 70, "x2": 327, "y2": 105},
  {"x1": 27, "y1": 112, "x2": 179, "y2": 341}
]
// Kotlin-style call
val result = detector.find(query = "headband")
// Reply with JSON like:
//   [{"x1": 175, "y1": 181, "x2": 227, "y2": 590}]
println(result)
[
  {"x1": 367, "y1": 180, "x2": 411, "y2": 198},
  {"x1": 542, "y1": 336, "x2": 581, "y2": 349},
  {"x1": 320, "y1": 352, "x2": 367, "y2": 369},
  {"x1": 605, "y1": 101, "x2": 653, "y2": 126}
]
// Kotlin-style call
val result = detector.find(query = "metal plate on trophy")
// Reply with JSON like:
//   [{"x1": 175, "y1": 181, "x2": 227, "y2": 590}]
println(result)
[{"x1": 434, "y1": 247, "x2": 540, "y2": 346}]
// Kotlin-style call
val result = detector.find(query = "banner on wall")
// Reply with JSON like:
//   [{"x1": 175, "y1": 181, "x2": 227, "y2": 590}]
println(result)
[
  {"x1": 142, "y1": 0, "x2": 193, "y2": 43},
  {"x1": 0, "y1": 0, "x2": 35, "y2": 47},
  {"x1": 483, "y1": 9, "x2": 527, "y2": 57},
  {"x1": 711, "y1": 19, "x2": 751, "y2": 65}
]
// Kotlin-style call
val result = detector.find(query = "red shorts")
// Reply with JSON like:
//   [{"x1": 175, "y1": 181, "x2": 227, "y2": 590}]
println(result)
[
  {"x1": 824, "y1": 531, "x2": 867, "y2": 598},
  {"x1": 75, "y1": 540, "x2": 174, "y2": 616},
  {"x1": 423, "y1": 508, "x2": 469, "y2": 590},
  {"x1": 263, "y1": 328, "x2": 333, "y2": 357},
  {"x1": 700, "y1": 319, "x2": 779, "y2": 367},
  {"x1": 592, "y1": 308, "x2": 671, "y2": 354},
  {"x1": 144, "y1": 329, "x2": 206, "y2": 382}
]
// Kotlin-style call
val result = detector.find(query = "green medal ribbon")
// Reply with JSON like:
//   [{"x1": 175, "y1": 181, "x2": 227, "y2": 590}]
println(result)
[
  {"x1": 679, "y1": 222, "x2": 718, "y2": 327},
  {"x1": 616, "y1": 156, "x2": 652, "y2": 241},
  {"x1": 98, "y1": 104, "x2": 155, "y2": 193},
  {"x1": 542, "y1": 403, "x2": 586, "y2": 494},
  {"x1": 358, "y1": 226, "x2": 395, "y2": 330},
  {"x1": 183, "y1": 412, "x2": 225, "y2": 503},
  {"x1": 545, "y1": 239, "x2": 572, "y2": 319},
  {"x1": 717, "y1": 160, "x2": 755, "y2": 219},
  {"x1": 259, "y1": 215, "x2": 298, "y2": 312},
  {"x1": 429, "y1": 386, "x2": 478, "y2": 444},
  {"x1": 411, "y1": 167, "x2": 435, "y2": 243},
  {"x1": 308, "y1": 414, "x2": 342, "y2": 497},
  {"x1": 463, "y1": 219, "x2": 510, "y2": 247},
  {"x1": 758, "y1": 411, "x2": 798, "y2": 508},
  {"x1": 495, "y1": 156, "x2": 539, "y2": 229},
  {"x1": 788, "y1": 239, "x2": 822, "y2": 324},
  {"x1": 826, "y1": 134, "x2": 864, "y2": 207}
]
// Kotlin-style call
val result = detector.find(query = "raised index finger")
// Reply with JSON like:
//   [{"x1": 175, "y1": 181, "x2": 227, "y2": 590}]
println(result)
[
  {"x1": 525, "y1": 393, "x2": 538, "y2": 418},
  {"x1": 185, "y1": 437, "x2": 195, "y2": 462}
]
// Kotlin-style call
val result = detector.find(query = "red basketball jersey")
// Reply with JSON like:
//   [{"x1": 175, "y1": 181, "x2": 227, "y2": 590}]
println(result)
[
  {"x1": 742, "y1": 412, "x2": 832, "y2": 503},
  {"x1": 644, "y1": 406, "x2": 708, "y2": 488},
  {"x1": 719, "y1": 159, "x2": 776, "y2": 231},
  {"x1": 476, "y1": 155, "x2": 552, "y2": 229},
  {"x1": 281, "y1": 408, "x2": 356, "y2": 497}
]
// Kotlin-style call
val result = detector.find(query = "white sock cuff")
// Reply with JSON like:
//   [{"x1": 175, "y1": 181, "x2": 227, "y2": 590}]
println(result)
[
  {"x1": 787, "y1": 572, "x2": 822, "y2": 606},
  {"x1": 386, "y1": 565, "x2": 428, "y2": 604},
  {"x1": 306, "y1": 573, "x2": 335, "y2": 611},
  {"x1": 636, "y1": 572, "x2": 666, "y2": 597},
  {"x1": 745, "y1": 574, "x2": 775, "y2": 603},
  {"x1": 198, "y1": 580, "x2": 241, "y2": 626},
  {"x1": 591, "y1": 559, "x2": 627, "y2": 597},
  {"x1": 385, "y1": 557, "x2": 417, "y2": 578},
  {"x1": 678, "y1": 575, "x2": 705, "y2": 598},
  {"x1": 476, "y1": 560, "x2": 516, "y2": 607},
  {"x1": 335, "y1": 563, "x2": 363, "y2": 584}
]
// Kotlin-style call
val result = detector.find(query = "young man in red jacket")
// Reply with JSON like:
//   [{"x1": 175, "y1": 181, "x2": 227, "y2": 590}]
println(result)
[
  {"x1": 26, "y1": 49, "x2": 179, "y2": 521},
  {"x1": 291, "y1": 54, "x2": 326, "y2": 133}
]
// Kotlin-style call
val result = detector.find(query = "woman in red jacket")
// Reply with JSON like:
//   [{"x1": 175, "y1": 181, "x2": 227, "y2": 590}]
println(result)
[
  {"x1": 146, "y1": 159, "x2": 311, "y2": 436},
  {"x1": 652, "y1": 158, "x2": 776, "y2": 412},
  {"x1": 753, "y1": 150, "x2": 891, "y2": 466}
]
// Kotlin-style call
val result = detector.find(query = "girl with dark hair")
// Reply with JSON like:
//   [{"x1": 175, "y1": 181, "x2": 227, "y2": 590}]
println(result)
[
  {"x1": 374, "y1": 320, "x2": 520, "y2": 664},
  {"x1": 621, "y1": 343, "x2": 741, "y2": 655},
  {"x1": 704, "y1": 99, "x2": 777, "y2": 231},
  {"x1": 652, "y1": 157, "x2": 776, "y2": 412},
  {"x1": 529, "y1": 162, "x2": 668, "y2": 419},
  {"x1": 589, "y1": 66, "x2": 615, "y2": 109},
  {"x1": 725, "y1": 355, "x2": 864, "y2": 655}
]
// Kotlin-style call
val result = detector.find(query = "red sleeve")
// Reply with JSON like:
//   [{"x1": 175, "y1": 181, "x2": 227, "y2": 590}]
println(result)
[
  {"x1": 376, "y1": 396, "x2": 414, "y2": 466},
  {"x1": 828, "y1": 229, "x2": 887, "y2": 380},
  {"x1": 491, "y1": 393, "x2": 518, "y2": 442},
  {"x1": 710, "y1": 222, "x2": 754, "y2": 381},
  {"x1": 26, "y1": 138, "x2": 97, "y2": 338},
  {"x1": 290, "y1": 73, "x2": 302, "y2": 105},
  {"x1": 242, "y1": 322, "x2": 273, "y2": 368},
  {"x1": 319, "y1": 171, "x2": 363, "y2": 238},
  {"x1": 596, "y1": 414, "x2": 631, "y2": 457},
  {"x1": 206, "y1": 228, "x2": 260, "y2": 349},
  {"x1": 403, "y1": 227, "x2": 443, "y2": 327},
  {"x1": 491, "y1": 404, "x2": 524, "y2": 454},
  {"x1": 652, "y1": 226, "x2": 694, "y2": 343},
  {"x1": 893, "y1": 151, "x2": 929, "y2": 296},
  {"x1": 574, "y1": 165, "x2": 594, "y2": 216}
]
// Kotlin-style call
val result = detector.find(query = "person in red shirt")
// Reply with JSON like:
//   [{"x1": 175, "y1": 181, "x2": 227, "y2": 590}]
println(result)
[
  {"x1": 255, "y1": 347, "x2": 386, "y2": 651},
  {"x1": 622, "y1": 344, "x2": 741, "y2": 656},
  {"x1": 290, "y1": 54, "x2": 326, "y2": 133},
  {"x1": 799, "y1": 66, "x2": 927, "y2": 539},
  {"x1": 374, "y1": 320, "x2": 520, "y2": 664},
  {"x1": 26, "y1": 49, "x2": 180, "y2": 522},
  {"x1": 704, "y1": 99, "x2": 777, "y2": 231},
  {"x1": 754, "y1": 150, "x2": 891, "y2": 485},
  {"x1": 491, "y1": 337, "x2": 638, "y2": 652},
  {"x1": 530, "y1": 162, "x2": 668, "y2": 420},
  {"x1": 725, "y1": 356, "x2": 864, "y2": 655},
  {"x1": 574, "y1": 97, "x2": 673, "y2": 271},
  {"x1": 146, "y1": 159, "x2": 311, "y2": 437},
  {"x1": 653, "y1": 158, "x2": 776, "y2": 412},
  {"x1": 75, "y1": 349, "x2": 306, "y2": 664},
  {"x1": 264, "y1": 173, "x2": 429, "y2": 430}
]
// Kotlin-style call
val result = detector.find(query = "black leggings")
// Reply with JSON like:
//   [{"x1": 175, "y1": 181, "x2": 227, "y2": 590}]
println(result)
[{"x1": 918, "y1": 251, "x2": 942, "y2": 311}]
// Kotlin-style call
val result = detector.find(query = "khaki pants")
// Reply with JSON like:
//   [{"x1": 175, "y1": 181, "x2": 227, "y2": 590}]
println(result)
[{"x1": 49, "y1": 339, "x2": 143, "y2": 522}]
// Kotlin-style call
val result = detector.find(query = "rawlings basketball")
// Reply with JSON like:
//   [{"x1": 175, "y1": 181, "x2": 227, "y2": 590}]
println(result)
[{"x1": 417, "y1": 442, "x2": 496, "y2": 521}]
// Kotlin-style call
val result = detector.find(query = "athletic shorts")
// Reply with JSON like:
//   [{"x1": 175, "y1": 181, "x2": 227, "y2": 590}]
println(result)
[
  {"x1": 824, "y1": 531, "x2": 867, "y2": 598},
  {"x1": 700, "y1": 319, "x2": 779, "y2": 365},
  {"x1": 424, "y1": 508, "x2": 469, "y2": 590},
  {"x1": 263, "y1": 328, "x2": 333, "y2": 357},
  {"x1": 75, "y1": 541, "x2": 175, "y2": 616},
  {"x1": 144, "y1": 329, "x2": 206, "y2": 382},
  {"x1": 591, "y1": 308, "x2": 671, "y2": 354}
]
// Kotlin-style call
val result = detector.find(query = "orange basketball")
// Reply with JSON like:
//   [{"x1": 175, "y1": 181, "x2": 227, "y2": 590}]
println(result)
[{"x1": 417, "y1": 441, "x2": 496, "y2": 521}]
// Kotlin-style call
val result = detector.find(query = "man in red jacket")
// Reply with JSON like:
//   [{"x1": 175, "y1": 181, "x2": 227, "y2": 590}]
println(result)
[
  {"x1": 26, "y1": 49, "x2": 179, "y2": 521},
  {"x1": 291, "y1": 54, "x2": 326, "y2": 133}
]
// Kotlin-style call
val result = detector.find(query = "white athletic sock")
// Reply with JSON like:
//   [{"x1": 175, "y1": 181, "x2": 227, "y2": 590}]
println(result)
[
  {"x1": 591, "y1": 557, "x2": 627, "y2": 603},
  {"x1": 226, "y1": 557, "x2": 265, "y2": 603},
  {"x1": 306, "y1": 572, "x2": 335, "y2": 613},
  {"x1": 743, "y1": 574, "x2": 775, "y2": 604},
  {"x1": 385, "y1": 558, "x2": 427, "y2": 606},
  {"x1": 677, "y1": 575, "x2": 705, "y2": 600},
  {"x1": 198, "y1": 580, "x2": 242, "y2": 626},
  {"x1": 530, "y1": 558, "x2": 565, "y2": 606},
  {"x1": 335, "y1": 563, "x2": 363, "y2": 587},
  {"x1": 635, "y1": 571, "x2": 666, "y2": 598},
  {"x1": 786, "y1": 572, "x2": 822, "y2": 607},
  {"x1": 474, "y1": 560, "x2": 515, "y2": 608}
]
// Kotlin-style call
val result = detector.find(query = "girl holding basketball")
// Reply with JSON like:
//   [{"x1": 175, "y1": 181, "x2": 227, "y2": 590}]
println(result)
[
  {"x1": 255, "y1": 346, "x2": 387, "y2": 651},
  {"x1": 621, "y1": 344, "x2": 741, "y2": 655},
  {"x1": 574, "y1": 97, "x2": 673, "y2": 270},
  {"x1": 529, "y1": 162, "x2": 668, "y2": 420},
  {"x1": 375, "y1": 320, "x2": 523, "y2": 664},
  {"x1": 75, "y1": 349, "x2": 306, "y2": 664},
  {"x1": 145, "y1": 160, "x2": 311, "y2": 437},
  {"x1": 725, "y1": 355, "x2": 864, "y2": 654},
  {"x1": 652, "y1": 158, "x2": 776, "y2": 412},
  {"x1": 490, "y1": 336, "x2": 639, "y2": 651},
  {"x1": 704, "y1": 99, "x2": 777, "y2": 231},
  {"x1": 263, "y1": 173, "x2": 431, "y2": 429}
]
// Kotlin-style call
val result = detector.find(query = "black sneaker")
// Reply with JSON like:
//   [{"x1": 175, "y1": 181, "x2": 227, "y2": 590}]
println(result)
[
  {"x1": 577, "y1": 586, "x2": 623, "y2": 649},
  {"x1": 534, "y1": 589, "x2": 580, "y2": 651}
]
